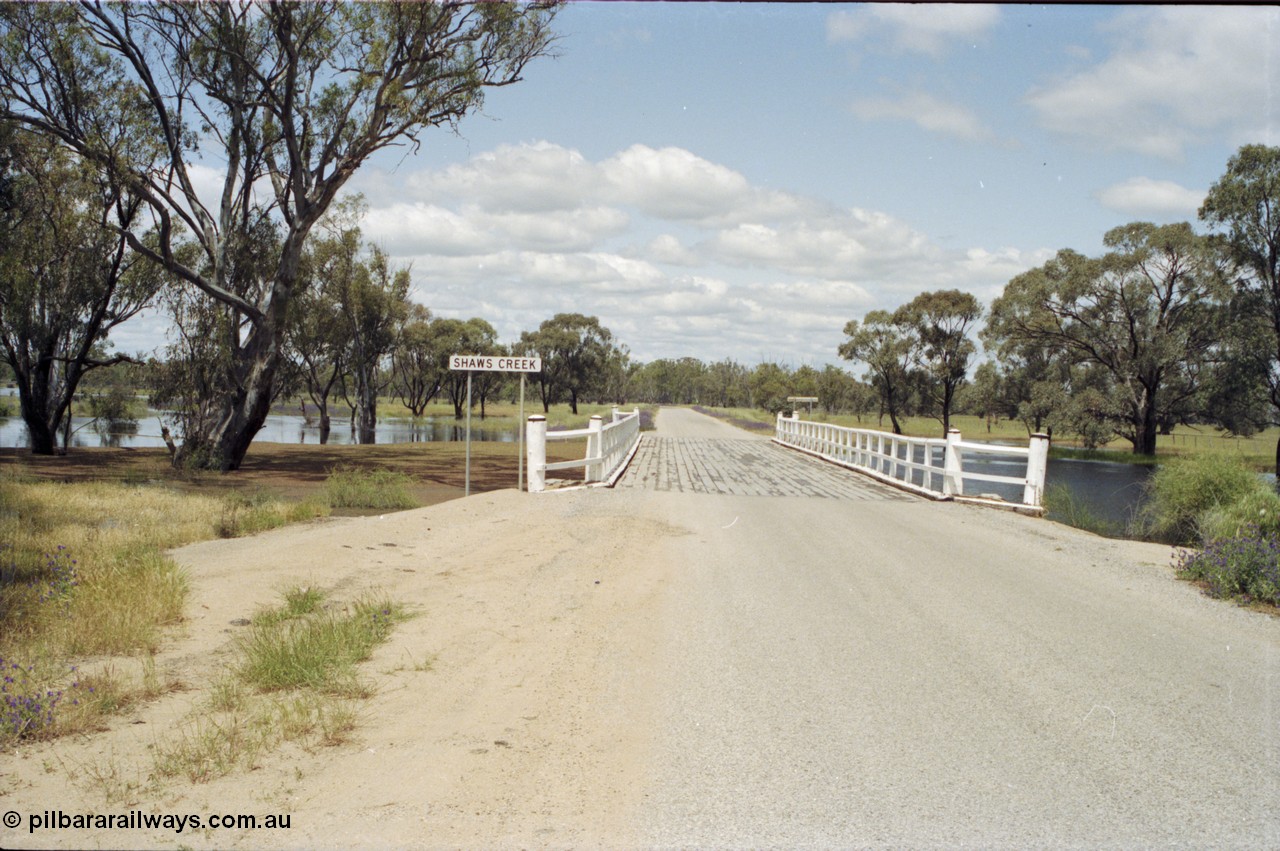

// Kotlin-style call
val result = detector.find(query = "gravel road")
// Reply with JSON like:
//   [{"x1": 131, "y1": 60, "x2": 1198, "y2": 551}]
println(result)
[{"x1": 628, "y1": 407, "x2": 1279, "y2": 847}]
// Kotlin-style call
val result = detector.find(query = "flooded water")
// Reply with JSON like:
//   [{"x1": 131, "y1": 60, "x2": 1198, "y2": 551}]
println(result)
[{"x1": 0, "y1": 410, "x2": 521, "y2": 449}]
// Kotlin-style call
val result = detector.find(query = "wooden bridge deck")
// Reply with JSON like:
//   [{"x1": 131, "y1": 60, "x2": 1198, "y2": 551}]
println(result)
[{"x1": 615, "y1": 435, "x2": 914, "y2": 500}]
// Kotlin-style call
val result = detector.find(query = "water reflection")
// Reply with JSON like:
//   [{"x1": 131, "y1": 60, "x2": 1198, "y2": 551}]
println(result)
[{"x1": 0, "y1": 411, "x2": 521, "y2": 449}]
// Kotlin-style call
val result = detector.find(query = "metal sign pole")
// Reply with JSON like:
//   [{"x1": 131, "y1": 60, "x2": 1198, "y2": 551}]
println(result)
[
  {"x1": 518, "y1": 373, "x2": 526, "y2": 491},
  {"x1": 465, "y1": 372, "x2": 473, "y2": 497}
]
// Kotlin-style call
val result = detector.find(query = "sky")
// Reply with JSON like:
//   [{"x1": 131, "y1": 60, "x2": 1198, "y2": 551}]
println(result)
[{"x1": 111, "y1": 3, "x2": 1280, "y2": 371}]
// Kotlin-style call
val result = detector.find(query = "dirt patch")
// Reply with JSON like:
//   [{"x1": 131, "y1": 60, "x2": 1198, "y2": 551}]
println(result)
[
  {"x1": 0, "y1": 486, "x2": 671, "y2": 849},
  {"x1": 1, "y1": 440, "x2": 584, "y2": 507}
]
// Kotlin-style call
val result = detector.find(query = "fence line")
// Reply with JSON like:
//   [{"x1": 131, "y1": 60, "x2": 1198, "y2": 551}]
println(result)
[
  {"x1": 527, "y1": 407, "x2": 642, "y2": 493},
  {"x1": 774, "y1": 413, "x2": 1050, "y2": 511}
]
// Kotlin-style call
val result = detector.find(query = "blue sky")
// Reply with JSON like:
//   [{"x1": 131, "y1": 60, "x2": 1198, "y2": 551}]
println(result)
[{"x1": 115, "y1": 3, "x2": 1280, "y2": 370}]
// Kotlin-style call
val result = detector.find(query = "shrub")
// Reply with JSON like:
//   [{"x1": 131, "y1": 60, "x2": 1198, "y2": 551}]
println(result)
[
  {"x1": 1140, "y1": 454, "x2": 1263, "y2": 544},
  {"x1": 1175, "y1": 526, "x2": 1280, "y2": 605},
  {"x1": 325, "y1": 466, "x2": 418, "y2": 510},
  {"x1": 1196, "y1": 487, "x2": 1280, "y2": 543}
]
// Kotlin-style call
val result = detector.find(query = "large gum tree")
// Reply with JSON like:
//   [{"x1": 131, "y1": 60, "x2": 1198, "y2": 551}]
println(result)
[
  {"x1": 1200, "y1": 144, "x2": 1280, "y2": 477},
  {"x1": 0, "y1": 1, "x2": 558, "y2": 470}
]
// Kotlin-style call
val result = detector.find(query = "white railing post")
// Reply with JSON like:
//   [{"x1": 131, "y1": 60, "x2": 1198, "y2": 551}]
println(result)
[
  {"x1": 1024, "y1": 432, "x2": 1050, "y2": 506},
  {"x1": 585, "y1": 415, "x2": 603, "y2": 482},
  {"x1": 612, "y1": 405, "x2": 621, "y2": 423},
  {"x1": 943, "y1": 428, "x2": 963, "y2": 496},
  {"x1": 527, "y1": 415, "x2": 547, "y2": 493}
]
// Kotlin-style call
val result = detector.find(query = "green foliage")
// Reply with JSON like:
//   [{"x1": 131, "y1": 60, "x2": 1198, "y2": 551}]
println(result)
[
  {"x1": 747, "y1": 362, "x2": 792, "y2": 414},
  {"x1": 519, "y1": 313, "x2": 623, "y2": 415},
  {"x1": 1140, "y1": 454, "x2": 1264, "y2": 544},
  {"x1": 839, "y1": 310, "x2": 917, "y2": 433},
  {"x1": 0, "y1": 1, "x2": 558, "y2": 470},
  {"x1": 1200, "y1": 144, "x2": 1280, "y2": 477},
  {"x1": 985, "y1": 222, "x2": 1230, "y2": 456},
  {"x1": 325, "y1": 466, "x2": 418, "y2": 511}
]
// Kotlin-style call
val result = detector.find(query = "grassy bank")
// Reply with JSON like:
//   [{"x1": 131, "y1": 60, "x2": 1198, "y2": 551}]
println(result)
[{"x1": 0, "y1": 470, "x2": 329, "y2": 746}]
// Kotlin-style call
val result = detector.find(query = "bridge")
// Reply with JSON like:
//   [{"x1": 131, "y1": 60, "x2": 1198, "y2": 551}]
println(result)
[{"x1": 530, "y1": 404, "x2": 1049, "y2": 511}]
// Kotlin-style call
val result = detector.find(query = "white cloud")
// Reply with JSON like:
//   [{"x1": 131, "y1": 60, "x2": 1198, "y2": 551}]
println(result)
[
  {"x1": 412, "y1": 141, "x2": 596, "y2": 212},
  {"x1": 361, "y1": 141, "x2": 1046, "y2": 365},
  {"x1": 1095, "y1": 178, "x2": 1205, "y2": 218},
  {"x1": 850, "y1": 91, "x2": 994, "y2": 142},
  {"x1": 828, "y1": 5, "x2": 1001, "y2": 56},
  {"x1": 1026, "y1": 7, "x2": 1280, "y2": 159}
]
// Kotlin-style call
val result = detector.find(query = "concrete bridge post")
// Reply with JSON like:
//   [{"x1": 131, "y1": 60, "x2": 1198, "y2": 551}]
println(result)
[
  {"x1": 943, "y1": 428, "x2": 964, "y2": 496},
  {"x1": 586, "y1": 416, "x2": 604, "y2": 482},
  {"x1": 528, "y1": 416, "x2": 547, "y2": 492},
  {"x1": 1024, "y1": 432, "x2": 1050, "y2": 505}
]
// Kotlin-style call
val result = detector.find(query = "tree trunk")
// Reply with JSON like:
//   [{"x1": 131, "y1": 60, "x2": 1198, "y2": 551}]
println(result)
[
  {"x1": 1136, "y1": 397, "x2": 1159, "y2": 456},
  {"x1": 173, "y1": 321, "x2": 283, "y2": 471},
  {"x1": 354, "y1": 375, "x2": 377, "y2": 445},
  {"x1": 318, "y1": 408, "x2": 331, "y2": 445}
]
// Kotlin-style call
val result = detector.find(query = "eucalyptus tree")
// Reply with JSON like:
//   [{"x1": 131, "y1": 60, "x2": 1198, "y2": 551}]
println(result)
[
  {"x1": 838, "y1": 310, "x2": 918, "y2": 434},
  {"x1": 520, "y1": 313, "x2": 618, "y2": 414},
  {"x1": 703, "y1": 358, "x2": 751, "y2": 408},
  {"x1": 311, "y1": 203, "x2": 410, "y2": 444},
  {"x1": 1200, "y1": 144, "x2": 1280, "y2": 475},
  {"x1": 433, "y1": 318, "x2": 500, "y2": 419},
  {"x1": 985, "y1": 222, "x2": 1229, "y2": 455},
  {"x1": 0, "y1": 126, "x2": 161, "y2": 455},
  {"x1": 896, "y1": 289, "x2": 981, "y2": 434},
  {"x1": 287, "y1": 251, "x2": 349, "y2": 444},
  {"x1": 0, "y1": 1, "x2": 558, "y2": 469},
  {"x1": 390, "y1": 303, "x2": 440, "y2": 419},
  {"x1": 747, "y1": 361, "x2": 791, "y2": 414}
]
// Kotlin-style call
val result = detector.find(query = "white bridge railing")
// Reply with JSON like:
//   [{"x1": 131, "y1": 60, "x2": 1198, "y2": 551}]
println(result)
[
  {"x1": 774, "y1": 413, "x2": 1050, "y2": 511},
  {"x1": 527, "y1": 407, "x2": 642, "y2": 493}
]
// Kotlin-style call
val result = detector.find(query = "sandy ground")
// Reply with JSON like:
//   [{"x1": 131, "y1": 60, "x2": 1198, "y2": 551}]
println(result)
[
  {"x1": 3, "y1": 487, "x2": 681, "y2": 849},
  {"x1": 3, "y1": 408, "x2": 1278, "y2": 848}
]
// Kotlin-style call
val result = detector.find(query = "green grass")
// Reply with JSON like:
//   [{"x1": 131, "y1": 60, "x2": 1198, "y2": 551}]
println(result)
[
  {"x1": 237, "y1": 595, "x2": 405, "y2": 695},
  {"x1": 152, "y1": 588, "x2": 405, "y2": 784},
  {"x1": 1138, "y1": 453, "x2": 1272, "y2": 545},
  {"x1": 0, "y1": 472, "x2": 329, "y2": 746},
  {"x1": 325, "y1": 466, "x2": 419, "y2": 510}
]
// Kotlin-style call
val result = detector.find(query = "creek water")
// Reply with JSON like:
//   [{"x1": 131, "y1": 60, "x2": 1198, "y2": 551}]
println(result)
[{"x1": 0, "y1": 411, "x2": 521, "y2": 449}]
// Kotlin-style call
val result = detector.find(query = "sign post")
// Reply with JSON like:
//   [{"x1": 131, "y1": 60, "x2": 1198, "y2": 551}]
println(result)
[
  {"x1": 449, "y1": 354, "x2": 543, "y2": 495},
  {"x1": 787, "y1": 395, "x2": 819, "y2": 417}
]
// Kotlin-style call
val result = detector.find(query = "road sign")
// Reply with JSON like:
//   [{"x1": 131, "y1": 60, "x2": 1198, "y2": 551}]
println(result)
[
  {"x1": 448, "y1": 354, "x2": 542, "y2": 496},
  {"x1": 449, "y1": 354, "x2": 542, "y2": 373}
]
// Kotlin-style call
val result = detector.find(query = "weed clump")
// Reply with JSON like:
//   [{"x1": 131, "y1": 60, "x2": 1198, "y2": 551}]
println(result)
[
  {"x1": 1140, "y1": 454, "x2": 1265, "y2": 544},
  {"x1": 325, "y1": 466, "x2": 418, "y2": 510}
]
